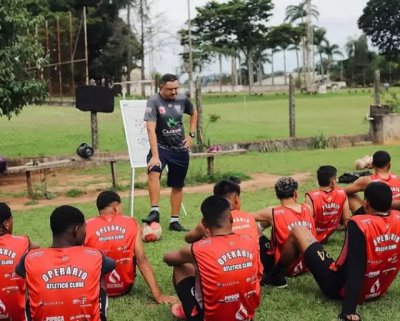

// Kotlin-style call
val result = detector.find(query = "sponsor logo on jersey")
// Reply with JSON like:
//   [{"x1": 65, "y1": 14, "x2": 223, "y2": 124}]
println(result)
[
  {"x1": 218, "y1": 293, "x2": 239, "y2": 303},
  {"x1": 107, "y1": 270, "x2": 124, "y2": 289},
  {"x1": 159, "y1": 106, "x2": 166, "y2": 114},
  {"x1": 235, "y1": 303, "x2": 249, "y2": 321},
  {"x1": 45, "y1": 317, "x2": 65, "y2": 321}
]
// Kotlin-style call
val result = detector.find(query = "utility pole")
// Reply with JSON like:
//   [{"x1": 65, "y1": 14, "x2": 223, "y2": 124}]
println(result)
[
  {"x1": 187, "y1": 0, "x2": 194, "y2": 98},
  {"x1": 140, "y1": 0, "x2": 146, "y2": 97}
]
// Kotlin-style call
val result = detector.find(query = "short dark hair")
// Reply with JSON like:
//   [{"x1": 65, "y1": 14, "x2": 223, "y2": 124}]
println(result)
[
  {"x1": 317, "y1": 165, "x2": 337, "y2": 186},
  {"x1": 364, "y1": 182, "x2": 392, "y2": 212},
  {"x1": 0, "y1": 203, "x2": 12, "y2": 223},
  {"x1": 200, "y1": 195, "x2": 230, "y2": 229},
  {"x1": 50, "y1": 205, "x2": 85, "y2": 236},
  {"x1": 213, "y1": 179, "x2": 241, "y2": 197},
  {"x1": 96, "y1": 191, "x2": 121, "y2": 211},
  {"x1": 372, "y1": 150, "x2": 391, "y2": 168},
  {"x1": 161, "y1": 74, "x2": 178, "y2": 84},
  {"x1": 275, "y1": 177, "x2": 298, "y2": 199}
]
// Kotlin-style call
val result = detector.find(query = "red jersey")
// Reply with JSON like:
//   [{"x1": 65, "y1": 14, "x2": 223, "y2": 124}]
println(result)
[
  {"x1": 0, "y1": 234, "x2": 29, "y2": 321},
  {"x1": 334, "y1": 211, "x2": 400, "y2": 302},
  {"x1": 85, "y1": 214, "x2": 138, "y2": 296},
  {"x1": 306, "y1": 188, "x2": 347, "y2": 242},
  {"x1": 232, "y1": 209, "x2": 259, "y2": 241},
  {"x1": 192, "y1": 233, "x2": 262, "y2": 321},
  {"x1": 24, "y1": 247, "x2": 103, "y2": 321},
  {"x1": 370, "y1": 173, "x2": 400, "y2": 200},
  {"x1": 271, "y1": 204, "x2": 316, "y2": 276}
]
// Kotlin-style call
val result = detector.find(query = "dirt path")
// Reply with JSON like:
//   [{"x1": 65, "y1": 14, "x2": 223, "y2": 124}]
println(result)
[{"x1": 0, "y1": 171, "x2": 312, "y2": 211}]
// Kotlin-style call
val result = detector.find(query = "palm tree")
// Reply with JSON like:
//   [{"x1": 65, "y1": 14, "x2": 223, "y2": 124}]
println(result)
[
  {"x1": 252, "y1": 47, "x2": 271, "y2": 84},
  {"x1": 313, "y1": 27, "x2": 328, "y2": 79},
  {"x1": 285, "y1": 1, "x2": 319, "y2": 24},
  {"x1": 322, "y1": 41, "x2": 343, "y2": 83}
]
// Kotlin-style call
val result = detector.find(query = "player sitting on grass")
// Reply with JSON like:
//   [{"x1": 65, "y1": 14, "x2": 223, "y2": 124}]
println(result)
[
  {"x1": 305, "y1": 165, "x2": 350, "y2": 243},
  {"x1": 252, "y1": 177, "x2": 316, "y2": 287},
  {"x1": 0, "y1": 203, "x2": 39, "y2": 321},
  {"x1": 185, "y1": 178, "x2": 273, "y2": 273},
  {"x1": 282, "y1": 182, "x2": 400, "y2": 321},
  {"x1": 85, "y1": 191, "x2": 177, "y2": 304},
  {"x1": 164, "y1": 195, "x2": 262, "y2": 321},
  {"x1": 345, "y1": 150, "x2": 400, "y2": 214},
  {"x1": 16, "y1": 205, "x2": 115, "y2": 321}
]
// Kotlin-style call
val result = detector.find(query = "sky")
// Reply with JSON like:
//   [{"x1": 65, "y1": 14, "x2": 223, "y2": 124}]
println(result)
[{"x1": 141, "y1": 0, "x2": 370, "y2": 77}]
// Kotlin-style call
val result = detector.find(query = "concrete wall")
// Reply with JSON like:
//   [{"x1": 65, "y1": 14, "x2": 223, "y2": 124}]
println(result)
[{"x1": 371, "y1": 114, "x2": 400, "y2": 144}]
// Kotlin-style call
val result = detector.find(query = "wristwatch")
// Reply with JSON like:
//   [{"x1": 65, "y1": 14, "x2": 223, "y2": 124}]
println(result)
[{"x1": 189, "y1": 132, "x2": 195, "y2": 138}]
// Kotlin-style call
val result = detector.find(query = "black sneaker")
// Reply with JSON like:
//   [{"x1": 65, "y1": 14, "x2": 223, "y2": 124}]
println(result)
[
  {"x1": 142, "y1": 210, "x2": 160, "y2": 224},
  {"x1": 169, "y1": 221, "x2": 189, "y2": 232},
  {"x1": 261, "y1": 272, "x2": 288, "y2": 289}
]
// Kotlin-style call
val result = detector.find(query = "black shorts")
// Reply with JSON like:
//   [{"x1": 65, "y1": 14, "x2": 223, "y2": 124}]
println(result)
[
  {"x1": 175, "y1": 277, "x2": 203, "y2": 321},
  {"x1": 147, "y1": 147, "x2": 189, "y2": 188},
  {"x1": 353, "y1": 206, "x2": 365, "y2": 215},
  {"x1": 259, "y1": 235, "x2": 274, "y2": 273},
  {"x1": 304, "y1": 242, "x2": 345, "y2": 300}
]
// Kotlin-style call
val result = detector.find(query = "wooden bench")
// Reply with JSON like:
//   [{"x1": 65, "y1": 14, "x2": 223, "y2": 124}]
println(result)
[{"x1": 5, "y1": 149, "x2": 247, "y2": 198}]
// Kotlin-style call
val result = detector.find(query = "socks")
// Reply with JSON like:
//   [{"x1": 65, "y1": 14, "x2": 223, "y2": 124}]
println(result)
[
  {"x1": 170, "y1": 216, "x2": 179, "y2": 223},
  {"x1": 151, "y1": 205, "x2": 159, "y2": 212}
]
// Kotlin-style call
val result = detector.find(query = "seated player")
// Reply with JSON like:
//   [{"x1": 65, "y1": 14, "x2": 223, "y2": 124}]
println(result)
[
  {"x1": 85, "y1": 191, "x2": 177, "y2": 303},
  {"x1": 305, "y1": 165, "x2": 350, "y2": 242},
  {"x1": 185, "y1": 179, "x2": 273, "y2": 272},
  {"x1": 345, "y1": 150, "x2": 400, "y2": 214},
  {"x1": 164, "y1": 195, "x2": 262, "y2": 321},
  {"x1": 286, "y1": 182, "x2": 400, "y2": 321},
  {"x1": 0, "y1": 203, "x2": 38, "y2": 321},
  {"x1": 253, "y1": 177, "x2": 316, "y2": 285},
  {"x1": 16, "y1": 205, "x2": 115, "y2": 321}
]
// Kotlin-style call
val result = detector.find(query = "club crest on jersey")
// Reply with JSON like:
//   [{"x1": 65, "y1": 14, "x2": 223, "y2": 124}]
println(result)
[{"x1": 159, "y1": 106, "x2": 166, "y2": 114}]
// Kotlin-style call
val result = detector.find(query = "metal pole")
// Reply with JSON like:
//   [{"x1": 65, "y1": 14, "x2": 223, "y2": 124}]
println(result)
[
  {"x1": 289, "y1": 74, "x2": 296, "y2": 137},
  {"x1": 127, "y1": 4, "x2": 131, "y2": 95},
  {"x1": 187, "y1": 0, "x2": 194, "y2": 98},
  {"x1": 45, "y1": 20, "x2": 52, "y2": 97},
  {"x1": 140, "y1": 0, "x2": 146, "y2": 97},
  {"x1": 69, "y1": 12, "x2": 75, "y2": 96},
  {"x1": 83, "y1": 7, "x2": 89, "y2": 85},
  {"x1": 56, "y1": 16, "x2": 63, "y2": 98}
]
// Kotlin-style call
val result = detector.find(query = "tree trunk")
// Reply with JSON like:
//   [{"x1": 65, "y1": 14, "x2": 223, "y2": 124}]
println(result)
[
  {"x1": 219, "y1": 53, "x2": 223, "y2": 93},
  {"x1": 248, "y1": 52, "x2": 253, "y2": 93},
  {"x1": 258, "y1": 59, "x2": 262, "y2": 84},
  {"x1": 319, "y1": 51, "x2": 324, "y2": 84},
  {"x1": 284, "y1": 49, "x2": 287, "y2": 85},
  {"x1": 195, "y1": 77, "x2": 204, "y2": 151},
  {"x1": 231, "y1": 56, "x2": 238, "y2": 87},
  {"x1": 271, "y1": 49, "x2": 275, "y2": 88}
]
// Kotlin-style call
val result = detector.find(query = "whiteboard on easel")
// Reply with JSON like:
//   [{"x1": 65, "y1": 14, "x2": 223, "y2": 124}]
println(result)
[{"x1": 120, "y1": 100, "x2": 149, "y2": 168}]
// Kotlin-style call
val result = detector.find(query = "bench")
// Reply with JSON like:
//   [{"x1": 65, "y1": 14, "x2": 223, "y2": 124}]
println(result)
[{"x1": 4, "y1": 149, "x2": 247, "y2": 198}]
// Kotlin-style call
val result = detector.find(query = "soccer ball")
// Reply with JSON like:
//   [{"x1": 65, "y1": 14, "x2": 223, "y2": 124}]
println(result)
[{"x1": 142, "y1": 222, "x2": 162, "y2": 242}]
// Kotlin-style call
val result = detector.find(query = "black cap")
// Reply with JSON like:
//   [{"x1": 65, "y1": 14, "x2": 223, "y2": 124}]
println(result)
[{"x1": 0, "y1": 203, "x2": 12, "y2": 223}]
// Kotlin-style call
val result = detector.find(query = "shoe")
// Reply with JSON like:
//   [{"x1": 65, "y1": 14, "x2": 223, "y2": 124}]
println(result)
[
  {"x1": 169, "y1": 221, "x2": 189, "y2": 232},
  {"x1": 142, "y1": 210, "x2": 160, "y2": 224},
  {"x1": 171, "y1": 303, "x2": 186, "y2": 320},
  {"x1": 261, "y1": 272, "x2": 288, "y2": 288}
]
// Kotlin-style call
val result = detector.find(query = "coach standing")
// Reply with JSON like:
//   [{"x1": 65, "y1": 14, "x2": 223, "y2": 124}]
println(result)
[{"x1": 142, "y1": 74, "x2": 197, "y2": 232}]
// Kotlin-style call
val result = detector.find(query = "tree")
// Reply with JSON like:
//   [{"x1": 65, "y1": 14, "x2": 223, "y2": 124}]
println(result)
[
  {"x1": 313, "y1": 27, "x2": 327, "y2": 78},
  {"x1": 192, "y1": 0, "x2": 274, "y2": 92},
  {"x1": 268, "y1": 24, "x2": 301, "y2": 85},
  {"x1": 285, "y1": 0, "x2": 319, "y2": 24},
  {"x1": 322, "y1": 41, "x2": 343, "y2": 83},
  {"x1": 358, "y1": 0, "x2": 400, "y2": 60},
  {"x1": 0, "y1": 0, "x2": 47, "y2": 118}
]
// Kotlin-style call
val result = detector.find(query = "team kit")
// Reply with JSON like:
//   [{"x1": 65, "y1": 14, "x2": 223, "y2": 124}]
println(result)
[{"x1": 1, "y1": 75, "x2": 400, "y2": 321}]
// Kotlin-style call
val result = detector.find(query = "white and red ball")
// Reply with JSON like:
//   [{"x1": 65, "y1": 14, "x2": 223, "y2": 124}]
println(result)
[{"x1": 142, "y1": 222, "x2": 162, "y2": 242}]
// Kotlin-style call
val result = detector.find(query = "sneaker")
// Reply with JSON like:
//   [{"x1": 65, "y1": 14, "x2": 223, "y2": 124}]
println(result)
[
  {"x1": 171, "y1": 303, "x2": 186, "y2": 320},
  {"x1": 169, "y1": 221, "x2": 189, "y2": 232},
  {"x1": 261, "y1": 272, "x2": 288, "y2": 289},
  {"x1": 142, "y1": 210, "x2": 160, "y2": 224}
]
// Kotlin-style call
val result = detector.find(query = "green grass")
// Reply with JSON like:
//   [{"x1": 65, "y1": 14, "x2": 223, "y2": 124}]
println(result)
[
  {"x1": 10, "y1": 144, "x2": 400, "y2": 321},
  {"x1": 0, "y1": 91, "x2": 373, "y2": 158}
]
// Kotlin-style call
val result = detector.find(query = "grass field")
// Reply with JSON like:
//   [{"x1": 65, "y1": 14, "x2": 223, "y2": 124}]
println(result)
[
  {"x1": 0, "y1": 91, "x2": 373, "y2": 158},
  {"x1": 11, "y1": 144, "x2": 400, "y2": 321}
]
